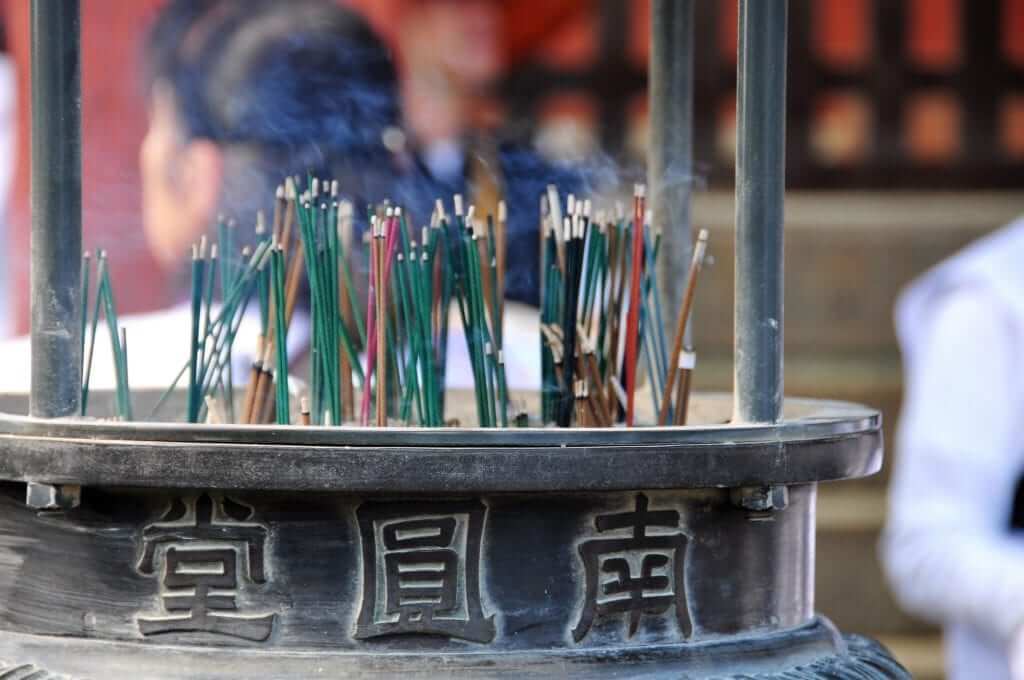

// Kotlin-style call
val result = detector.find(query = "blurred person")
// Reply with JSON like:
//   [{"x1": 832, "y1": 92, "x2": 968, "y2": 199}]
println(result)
[
  {"x1": 141, "y1": 0, "x2": 402, "y2": 266},
  {"x1": 0, "y1": 0, "x2": 407, "y2": 392},
  {"x1": 394, "y1": 0, "x2": 502, "y2": 186},
  {"x1": 883, "y1": 215, "x2": 1024, "y2": 679},
  {"x1": 0, "y1": 0, "x2": 558, "y2": 395},
  {"x1": 391, "y1": 0, "x2": 607, "y2": 309}
]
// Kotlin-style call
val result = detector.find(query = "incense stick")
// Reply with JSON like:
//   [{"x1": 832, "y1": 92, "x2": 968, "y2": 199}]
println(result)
[
  {"x1": 623, "y1": 184, "x2": 646, "y2": 426},
  {"x1": 657, "y1": 229, "x2": 709, "y2": 426}
]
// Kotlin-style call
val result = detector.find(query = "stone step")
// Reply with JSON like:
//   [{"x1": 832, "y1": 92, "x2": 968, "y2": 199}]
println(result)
[{"x1": 686, "y1": 191, "x2": 1024, "y2": 355}]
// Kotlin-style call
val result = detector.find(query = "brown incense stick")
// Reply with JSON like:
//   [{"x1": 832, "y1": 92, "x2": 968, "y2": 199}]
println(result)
[
  {"x1": 241, "y1": 335, "x2": 264, "y2": 424},
  {"x1": 673, "y1": 349, "x2": 695, "y2": 426},
  {"x1": 251, "y1": 346, "x2": 274, "y2": 424},
  {"x1": 574, "y1": 380, "x2": 589, "y2": 427},
  {"x1": 657, "y1": 229, "x2": 709, "y2": 426}
]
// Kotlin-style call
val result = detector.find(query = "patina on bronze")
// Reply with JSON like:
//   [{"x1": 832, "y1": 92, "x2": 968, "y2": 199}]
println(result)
[
  {"x1": 0, "y1": 392, "x2": 906, "y2": 678},
  {"x1": 1, "y1": 0, "x2": 910, "y2": 676}
]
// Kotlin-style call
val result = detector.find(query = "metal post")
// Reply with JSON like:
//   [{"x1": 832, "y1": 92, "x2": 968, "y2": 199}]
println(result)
[
  {"x1": 734, "y1": 0, "x2": 787, "y2": 424},
  {"x1": 650, "y1": 0, "x2": 695, "y2": 343},
  {"x1": 30, "y1": 0, "x2": 82, "y2": 418}
]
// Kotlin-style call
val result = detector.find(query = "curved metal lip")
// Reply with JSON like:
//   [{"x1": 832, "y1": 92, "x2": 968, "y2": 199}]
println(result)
[
  {"x1": 0, "y1": 395, "x2": 883, "y2": 490},
  {"x1": 0, "y1": 395, "x2": 879, "y2": 449}
]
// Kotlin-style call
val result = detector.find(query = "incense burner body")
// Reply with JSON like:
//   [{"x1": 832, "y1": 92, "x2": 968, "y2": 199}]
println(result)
[{"x1": 0, "y1": 395, "x2": 908, "y2": 678}]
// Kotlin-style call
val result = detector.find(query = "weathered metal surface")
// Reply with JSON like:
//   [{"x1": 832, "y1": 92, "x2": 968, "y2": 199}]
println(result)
[
  {"x1": 0, "y1": 430, "x2": 881, "y2": 493},
  {"x1": 0, "y1": 388, "x2": 906, "y2": 676},
  {"x1": 0, "y1": 629, "x2": 905, "y2": 678},
  {"x1": 734, "y1": 0, "x2": 788, "y2": 424},
  {"x1": 0, "y1": 395, "x2": 882, "y2": 492},
  {"x1": 29, "y1": 0, "x2": 82, "y2": 420},
  {"x1": 0, "y1": 480, "x2": 907, "y2": 677}
]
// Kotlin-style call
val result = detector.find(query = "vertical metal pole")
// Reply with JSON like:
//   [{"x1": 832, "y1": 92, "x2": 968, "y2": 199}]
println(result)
[
  {"x1": 650, "y1": 0, "x2": 695, "y2": 342},
  {"x1": 30, "y1": 0, "x2": 82, "y2": 418},
  {"x1": 734, "y1": 0, "x2": 786, "y2": 424}
]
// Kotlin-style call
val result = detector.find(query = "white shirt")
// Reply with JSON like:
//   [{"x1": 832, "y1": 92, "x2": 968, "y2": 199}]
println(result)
[
  {"x1": 0, "y1": 301, "x2": 541, "y2": 402},
  {"x1": 883, "y1": 216, "x2": 1024, "y2": 680}
]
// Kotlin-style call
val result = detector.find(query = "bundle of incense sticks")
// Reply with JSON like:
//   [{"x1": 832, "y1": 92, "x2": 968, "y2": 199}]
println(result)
[
  {"x1": 538, "y1": 185, "x2": 709, "y2": 428},
  {"x1": 80, "y1": 250, "x2": 131, "y2": 419},
  {"x1": 96, "y1": 176, "x2": 708, "y2": 429}
]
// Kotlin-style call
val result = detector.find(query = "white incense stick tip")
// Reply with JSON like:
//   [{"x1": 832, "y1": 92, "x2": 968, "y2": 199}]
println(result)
[
  {"x1": 311, "y1": 178, "x2": 320, "y2": 197},
  {"x1": 276, "y1": 185, "x2": 285, "y2": 199},
  {"x1": 331, "y1": 179, "x2": 339, "y2": 197},
  {"x1": 300, "y1": 397, "x2": 310, "y2": 413},
  {"x1": 199, "y1": 235, "x2": 208, "y2": 258},
  {"x1": 465, "y1": 205, "x2": 476, "y2": 224},
  {"x1": 694, "y1": 229, "x2": 710, "y2": 262},
  {"x1": 583, "y1": 199, "x2": 592, "y2": 218},
  {"x1": 434, "y1": 198, "x2": 446, "y2": 220},
  {"x1": 394, "y1": 206, "x2": 402, "y2": 217},
  {"x1": 210, "y1": 244, "x2": 218, "y2": 259},
  {"x1": 566, "y1": 194, "x2": 576, "y2": 214},
  {"x1": 453, "y1": 194, "x2": 464, "y2": 216},
  {"x1": 385, "y1": 206, "x2": 394, "y2": 217},
  {"x1": 498, "y1": 200, "x2": 507, "y2": 222},
  {"x1": 285, "y1": 177, "x2": 296, "y2": 200}
]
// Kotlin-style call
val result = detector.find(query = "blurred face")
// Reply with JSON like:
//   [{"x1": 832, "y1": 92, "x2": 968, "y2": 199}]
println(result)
[
  {"x1": 140, "y1": 84, "x2": 223, "y2": 268},
  {"x1": 402, "y1": 0, "x2": 501, "y2": 86}
]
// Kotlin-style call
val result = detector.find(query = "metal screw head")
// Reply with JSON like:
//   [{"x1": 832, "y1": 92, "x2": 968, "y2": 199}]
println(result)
[
  {"x1": 25, "y1": 482, "x2": 81, "y2": 510},
  {"x1": 730, "y1": 485, "x2": 789, "y2": 512}
]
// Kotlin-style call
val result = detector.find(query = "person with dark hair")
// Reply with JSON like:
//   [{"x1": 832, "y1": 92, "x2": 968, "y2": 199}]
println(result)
[
  {"x1": 139, "y1": 0, "x2": 404, "y2": 266},
  {"x1": 0, "y1": 0, "x2": 412, "y2": 392}
]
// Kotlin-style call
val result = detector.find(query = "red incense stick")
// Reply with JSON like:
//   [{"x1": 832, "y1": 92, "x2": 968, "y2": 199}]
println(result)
[{"x1": 623, "y1": 184, "x2": 645, "y2": 426}]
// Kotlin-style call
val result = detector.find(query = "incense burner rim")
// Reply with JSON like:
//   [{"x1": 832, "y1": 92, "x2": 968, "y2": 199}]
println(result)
[
  {"x1": 0, "y1": 397, "x2": 881, "y2": 492},
  {"x1": 0, "y1": 393, "x2": 878, "y2": 448}
]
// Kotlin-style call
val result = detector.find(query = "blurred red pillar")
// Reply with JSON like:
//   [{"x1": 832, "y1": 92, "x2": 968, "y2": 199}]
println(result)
[{"x1": 4, "y1": 0, "x2": 168, "y2": 335}]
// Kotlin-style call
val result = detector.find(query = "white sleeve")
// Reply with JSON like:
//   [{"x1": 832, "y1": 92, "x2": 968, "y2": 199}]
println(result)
[{"x1": 882, "y1": 288, "x2": 1024, "y2": 643}]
